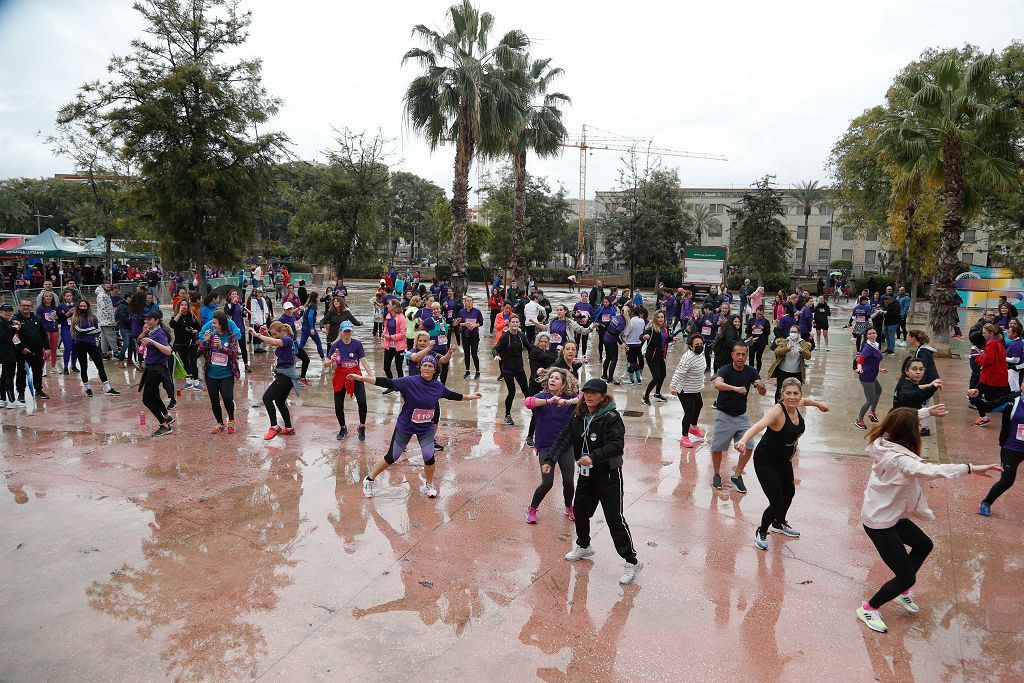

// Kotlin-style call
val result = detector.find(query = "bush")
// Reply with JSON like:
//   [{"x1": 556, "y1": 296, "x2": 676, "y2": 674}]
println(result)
[
  {"x1": 726, "y1": 272, "x2": 791, "y2": 293},
  {"x1": 829, "y1": 259, "x2": 853, "y2": 272},
  {"x1": 632, "y1": 267, "x2": 684, "y2": 289}
]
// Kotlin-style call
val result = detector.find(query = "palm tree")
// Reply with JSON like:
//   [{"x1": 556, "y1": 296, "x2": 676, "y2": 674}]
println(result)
[
  {"x1": 880, "y1": 55, "x2": 1020, "y2": 344},
  {"x1": 686, "y1": 203, "x2": 722, "y2": 246},
  {"x1": 787, "y1": 180, "x2": 826, "y2": 275},
  {"x1": 508, "y1": 56, "x2": 569, "y2": 284},
  {"x1": 401, "y1": 1, "x2": 529, "y2": 299},
  {"x1": 0, "y1": 191, "x2": 30, "y2": 230}
]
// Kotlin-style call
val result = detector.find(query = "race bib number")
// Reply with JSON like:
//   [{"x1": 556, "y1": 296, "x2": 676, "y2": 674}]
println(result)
[
  {"x1": 550, "y1": 333, "x2": 562, "y2": 344},
  {"x1": 210, "y1": 352, "x2": 228, "y2": 367},
  {"x1": 12, "y1": 334, "x2": 19, "y2": 345},
  {"x1": 855, "y1": 313, "x2": 866, "y2": 323},
  {"x1": 752, "y1": 325, "x2": 763, "y2": 335},
  {"x1": 1017, "y1": 424, "x2": 1024, "y2": 442},
  {"x1": 45, "y1": 312, "x2": 55, "y2": 322},
  {"x1": 438, "y1": 334, "x2": 448, "y2": 346},
  {"x1": 464, "y1": 319, "x2": 477, "y2": 329},
  {"x1": 341, "y1": 360, "x2": 358, "y2": 369},
  {"x1": 411, "y1": 408, "x2": 435, "y2": 423},
  {"x1": 601, "y1": 313, "x2": 611, "y2": 323},
  {"x1": 701, "y1": 325, "x2": 712, "y2": 336}
]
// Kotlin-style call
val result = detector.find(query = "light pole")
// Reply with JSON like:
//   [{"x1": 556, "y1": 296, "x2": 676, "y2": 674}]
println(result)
[{"x1": 34, "y1": 213, "x2": 53, "y2": 234}]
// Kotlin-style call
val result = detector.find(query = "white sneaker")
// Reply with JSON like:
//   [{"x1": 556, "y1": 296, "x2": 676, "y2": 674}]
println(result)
[
  {"x1": 0, "y1": 400, "x2": 5, "y2": 409},
  {"x1": 361, "y1": 477, "x2": 374, "y2": 498},
  {"x1": 183, "y1": 379, "x2": 193, "y2": 389},
  {"x1": 423, "y1": 482, "x2": 438, "y2": 498},
  {"x1": 12, "y1": 399, "x2": 26, "y2": 408},
  {"x1": 619, "y1": 560, "x2": 643, "y2": 584},
  {"x1": 564, "y1": 544, "x2": 596, "y2": 561},
  {"x1": 896, "y1": 592, "x2": 920, "y2": 614}
]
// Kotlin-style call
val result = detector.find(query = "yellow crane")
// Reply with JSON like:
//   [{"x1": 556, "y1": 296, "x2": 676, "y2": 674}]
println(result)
[{"x1": 561, "y1": 124, "x2": 727, "y2": 272}]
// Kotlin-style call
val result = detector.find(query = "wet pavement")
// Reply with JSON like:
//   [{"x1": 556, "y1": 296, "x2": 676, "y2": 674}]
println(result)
[{"x1": 1, "y1": 283, "x2": 1022, "y2": 681}]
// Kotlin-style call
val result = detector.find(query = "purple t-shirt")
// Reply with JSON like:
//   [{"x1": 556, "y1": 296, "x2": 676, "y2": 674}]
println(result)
[
  {"x1": 328, "y1": 338, "x2": 366, "y2": 367},
  {"x1": 390, "y1": 375, "x2": 460, "y2": 435},
  {"x1": 144, "y1": 327, "x2": 169, "y2": 366},
  {"x1": 36, "y1": 305, "x2": 58, "y2": 332},
  {"x1": 275, "y1": 336, "x2": 295, "y2": 368},
  {"x1": 278, "y1": 313, "x2": 297, "y2": 338},
  {"x1": 572, "y1": 302, "x2": 594, "y2": 317},
  {"x1": 857, "y1": 342, "x2": 883, "y2": 382},
  {"x1": 458, "y1": 307, "x2": 484, "y2": 339},
  {"x1": 57, "y1": 302, "x2": 75, "y2": 331},
  {"x1": 549, "y1": 318, "x2": 569, "y2": 348},
  {"x1": 531, "y1": 391, "x2": 578, "y2": 452}
]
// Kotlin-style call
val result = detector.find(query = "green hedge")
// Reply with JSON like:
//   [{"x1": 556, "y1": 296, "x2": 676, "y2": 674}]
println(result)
[{"x1": 726, "y1": 272, "x2": 791, "y2": 293}]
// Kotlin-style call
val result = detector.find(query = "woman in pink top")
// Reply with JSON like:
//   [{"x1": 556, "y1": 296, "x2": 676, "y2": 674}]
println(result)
[
  {"x1": 750, "y1": 287, "x2": 764, "y2": 318},
  {"x1": 382, "y1": 299, "x2": 408, "y2": 378}
]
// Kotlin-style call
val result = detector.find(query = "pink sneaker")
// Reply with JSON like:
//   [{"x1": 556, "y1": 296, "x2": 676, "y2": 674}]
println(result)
[
  {"x1": 689, "y1": 425, "x2": 705, "y2": 439},
  {"x1": 527, "y1": 507, "x2": 538, "y2": 524},
  {"x1": 680, "y1": 436, "x2": 695, "y2": 449},
  {"x1": 565, "y1": 505, "x2": 575, "y2": 521}
]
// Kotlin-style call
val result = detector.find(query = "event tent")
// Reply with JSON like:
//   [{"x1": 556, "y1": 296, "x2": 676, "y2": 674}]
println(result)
[{"x1": 1, "y1": 228, "x2": 88, "y2": 258}]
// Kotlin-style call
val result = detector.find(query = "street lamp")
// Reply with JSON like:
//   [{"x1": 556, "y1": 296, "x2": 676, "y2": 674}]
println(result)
[{"x1": 34, "y1": 213, "x2": 53, "y2": 234}]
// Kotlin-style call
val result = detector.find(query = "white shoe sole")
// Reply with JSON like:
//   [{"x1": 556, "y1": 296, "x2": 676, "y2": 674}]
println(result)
[
  {"x1": 619, "y1": 561, "x2": 643, "y2": 584},
  {"x1": 896, "y1": 597, "x2": 919, "y2": 614},
  {"x1": 565, "y1": 549, "x2": 595, "y2": 561},
  {"x1": 769, "y1": 526, "x2": 800, "y2": 538}
]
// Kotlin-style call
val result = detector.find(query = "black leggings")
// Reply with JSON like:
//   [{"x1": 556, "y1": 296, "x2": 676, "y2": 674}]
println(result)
[
  {"x1": 975, "y1": 383, "x2": 1009, "y2": 418},
  {"x1": 645, "y1": 356, "x2": 666, "y2": 397},
  {"x1": 575, "y1": 332, "x2": 589, "y2": 357},
  {"x1": 0, "y1": 360, "x2": 15, "y2": 402},
  {"x1": 297, "y1": 348, "x2": 311, "y2": 378},
  {"x1": 854, "y1": 333, "x2": 864, "y2": 352},
  {"x1": 750, "y1": 343, "x2": 766, "y2": 371},
  {"x1": 489, "y1": 309, "x2": 499, "y2": 333},
  {"x1": 704, "y1": 342, "x2": 713, "y2": 372},
  {"x1": 334, "y1": 383, "x2": 368, "y2": 427},
  {"x1": 383, "y1": 348, "x2": 405, "y2": 379},
  {"x1": 626, "y1": 344, "x2": 644, "y2": 374},
  {"x1": 983, "y1": 447, "x2": 1023, "y2": 506},
  {"x1": 262, "y1": 372, "x2": 293, "y2": 428},
  {"x1": 530, "y1": 449, "x2": 575, "y2": 509},
  {"x1": 754, "y1": 456, "x2": 795, "y2": 536},
  {"x1": 502, "y1": 370, "x2": 529, "y2": 416},
  {"x1": 863, "y1": 519, "x2": 933, "y2": 609},
  {"x1": 678, "y1": 391, "x2": 703, "y2": 434},
  {"x1": 602, "y1": 340, "x2": 618, "y2": 380},
  {"x1": 142, "y1": 368, "x2": 169, "y2": 423},
  {"x1": 372, "y1": 321, "x2": 383, "y2": 338},
  {"x1": 463, "y1": 335, "x2": 480, "y2": 372},
  {"x1": 75, "y1": 344, "x2": 107, "y2": 384},
  {"x1": 206, "y1": 375, "x2": 235, "y2": 423}
]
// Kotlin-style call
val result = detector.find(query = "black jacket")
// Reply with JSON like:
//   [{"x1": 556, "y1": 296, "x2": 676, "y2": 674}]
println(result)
[
  {"x1": 169, "y1": 312, "x2": 200, "y2": 346},
  {"x1": 114, "y1": 300, "x2": 131, "y2": 330},
  {"x1": 884, "y1": 301, "x2": 902, "y2": 326},
  {"x1": 546, "y1": 401, "x2": 626, "y2": 472},
  {"x1": 12, "y1": 312, "x2": 45, "y2": 353},
  {"x1": 644, "y1": 327, "x2": 671, "y2": 361},
  {"x1": 527, "y1": 345, "x2": 557, "y2": 385},
  {"x1": 492, "y1": 331, "x2": 532, "y2": 374},
  {"x1": 892, "y1": 377, "x2": 938, "y2": 410},
  {"x1": 0, "y1": 318, "x2": 16, "y2": 363}
]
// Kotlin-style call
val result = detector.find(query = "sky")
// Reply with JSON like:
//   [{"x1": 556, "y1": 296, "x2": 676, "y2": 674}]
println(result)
[{"x1": 0, "y1": 0, "x2": 1021, "y2": 205}]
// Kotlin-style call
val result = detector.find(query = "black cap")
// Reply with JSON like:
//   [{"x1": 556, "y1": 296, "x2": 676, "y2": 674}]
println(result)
[
  {"x1": 582, "y1": 378, "x2": 608, "y2": 394},
  {"x1": 0, "y1": 303, "x2": 13, "y2": 311},
  {"x1": 143, "y1": 309, "x2": 163, "y2": 320}
]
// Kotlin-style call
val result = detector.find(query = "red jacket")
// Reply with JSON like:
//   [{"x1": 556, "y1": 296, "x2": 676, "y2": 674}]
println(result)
[{"x1": 977, "y1": 337, "x2": 1009, "y2": 387}]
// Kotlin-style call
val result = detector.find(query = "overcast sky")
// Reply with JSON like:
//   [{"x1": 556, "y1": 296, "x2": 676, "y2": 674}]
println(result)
[{"x1": 1, "y1": 0, "x2": 1021, "y2": 204}]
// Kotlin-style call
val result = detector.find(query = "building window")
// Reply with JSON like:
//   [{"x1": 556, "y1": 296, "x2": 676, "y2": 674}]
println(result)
[
  {"x1": 964, "y1": 229, "x2": 976, "y2": 243},
  {"x1": 818, "y1": 204, "x2": 830, "y2": 216},
  {"x1": 865, "y1": 228, "x2": 877, "y2": 242},
  {"x1": 842, "y1": 248, "x2": 853, "y2": 261},
  {"x1": 797, "y1": 226, "x2": 807, "y2": 240},
  {"x1": 795, "y1": 248, "x2": 805, "y2": 263},
  {"x1": 864, "y1": 250, "x2": 876, "y2": 265},
  {"x1": 820, "y1": 226, "x2": 831, "y2": 241},
  {"x1": 708, "y1": 203, "x2": 725, "y2": 214},
  {"x1": 706, "y1": 222, "x2": 723, "y2": 237},
  {"x1": 843, "y1": 228, "x2": 854, "y2": 241},
  {"x1": 818, "y1": 248, "x2": 830, "y2": 261}
]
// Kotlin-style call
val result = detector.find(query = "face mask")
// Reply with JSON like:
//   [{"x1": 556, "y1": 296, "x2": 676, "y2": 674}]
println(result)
[
  {"x1": 867, "y1": 340, "x2": 879, "y2": 349},
  {"x1": 789, "y1": 332, "x2": 800, "y2": 342},
  {"x1": 693, "y1": 345, "x2": 704, "y2": 355}
]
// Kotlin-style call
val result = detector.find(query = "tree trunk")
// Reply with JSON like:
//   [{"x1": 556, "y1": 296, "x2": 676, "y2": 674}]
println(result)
[
  {"x1": 929, "y1": 136, "x2": 966, "y2": 354},
  {"x1": 511, "y1": 148, "x2": 527, "y2": 286},
  {"x1": 194, "y1": 229, "x2": 207, "y2": 294},
  {"x1": 801, "y1": 210, "x2": 809, "y2": 274},
  {"x1": 449, "y1": 112, "x2": 474, "y2": 301},
  {"x1": 894, "y1": 193, "x2": 917, "y2": 288}
]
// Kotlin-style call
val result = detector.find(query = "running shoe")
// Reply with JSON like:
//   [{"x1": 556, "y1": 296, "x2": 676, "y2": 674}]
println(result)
[
  {"x1": 919, "y1": 427, "x2": 931, "y2": 437},
  {"x1": 525, "y1": 436, "x2": 535, "y2": 447},
  {"x1": 526, "y1": 507, "x2": 538, "y2": 524},
  {"x1": 337, "y1": 426, "x2": 348, "y2": 440},
  {"x1": 0, "y1": 401, "x2": 5, "y2": 408},
  {"x1": 362, "y1": 476, "x2": 374, "y2": 498},
  {"x1": 868, "y1": 412, "x2": 879, "y2": 423},
  {"x1": 474, "y1": 372, "x2": 480, "y2": 379},
  {"x1": 855, "y1": 419, "x2": 867, "y2": 430},
  {"x1": 611, "y1": 380, "x2": 621, "y2": 385},
  {"x1": 165, "y1": 415, "x2": 176, "y2": 426},
  {"x1": 896, "y1": 592, "x2": 920, "y2": 614},
  {"x1": 463, "y1": 371, "x2": 470, "y2": 379},
  {"x1": 974, "y1": 417, "x2": 991, "y2": 427},
  {"x1": 565, "y1": 505, "x2": 575, "y2": 521},
  {"x1": 227, "y1": 421, "x2": 236, "y2": 434},
  {"x1": 183, "y1": 379, "x2": 193, "y2": 389},
  {"x1": 856, "y1": 607, "x2": 888, "y2": 633},
  {"x1": 12, "y1": 398, "x2": 26, "y2": 408},
  {"x1": 712, "y1": 473, "x2": 723, "y2": 490},
  {"x1": 62, "y1": 368, "x2": 70, "y2": 375},
  {"x1": 434, "y1": 442, "x2": 444, "y2": 451},
  {"x1": 754, "y1": 529, "x2": 769, "y2": 550},
  {"x1": 619, "y1": 561, "x2": 643, "y2": 584},
  {"x1": 298, "y1": 378, "x2": 311, "y2": 387},
  {"x1": 423, "y1": 482, "x2": 438, "y2": 498},
  {"x1": 641, "y1": 395, "x2": 651, "y2": 405},
  {"x1": 730, "y1": 474, "x2": 747, "y2": 494},
  {"x1": 210, "y1": 424, "x2": 225, "y2": 434},
  {"x1": 280, "y1": 427, "x2": 295, "y2": 436},
  {"x1": 263, "y1": 426, "x2": 280, "y2": 441},
  {"x1": 358, "y1": 425, "x2": 366, "y2": 441},
  {"x1": 37, "y1": 392, "x2": 50, "y2": 400},
  {"x1": 770, "y1": 522, "x2": 800, "y2": 538},
  {"x1": 85, "y1": 388, "x2": 93, "y2": 397},
  {"x1": 504, "y1": 415, "x2": 515, "y2": 426},
  {"x1": 192, "y1": 382, "x2": 205, "y2": 392},
  {"x1": 654, "y1": 394, "x2": 668, "y2": 402},
  {"x1": 167, "y1": 399, "x2": 177, "y2": 410},
  {"x1": 680, "y1": 436, "x2": 695, "y2": 449},
  {"x1": 564, "y1": 544, "x2": 595, "y2": 561},
  {"x1": 689, "y1": 425, "x2": 705, "y2": 439},
  {"x1": 105, "y1": 387, "x2": 120, "y2": 396},
  {"x1": 978, "y1": 501, "x2": 991, "y2": 517},
  {"x1": 152, "y1": 426, "x2": 172, "y2": 437}
]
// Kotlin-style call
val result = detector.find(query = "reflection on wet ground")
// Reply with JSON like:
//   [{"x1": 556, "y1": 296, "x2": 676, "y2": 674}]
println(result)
[{"x1": 1, "y1": 283, "x2": 1022, "y2": 680}]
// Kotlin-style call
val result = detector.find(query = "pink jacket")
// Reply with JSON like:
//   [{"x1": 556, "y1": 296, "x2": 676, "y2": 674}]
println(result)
[{"x1": 382, "y1": 312, "x2": 407, "y2": 351}]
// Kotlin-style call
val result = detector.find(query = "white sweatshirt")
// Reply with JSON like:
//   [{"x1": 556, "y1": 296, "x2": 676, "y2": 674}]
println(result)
[
  {"x1": 861, "y1": 434, "x2": 970, "y2": 529},
  {"x1": 670, "y1": 350, "x2": 706, "y2": 394}
]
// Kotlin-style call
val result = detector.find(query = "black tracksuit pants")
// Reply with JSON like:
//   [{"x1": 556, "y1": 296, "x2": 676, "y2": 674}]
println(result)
[
  {"x1": 573, "y1": 467, "x2": 637, "y2": 564},
  {"x1": 864, "y1": 518, "x2": 933, "y2": 609}
]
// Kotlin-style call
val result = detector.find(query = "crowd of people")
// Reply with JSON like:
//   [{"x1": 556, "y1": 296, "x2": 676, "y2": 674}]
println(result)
[{"x1": 0, "y1": 267, "x2": 1015, "y2": 636}]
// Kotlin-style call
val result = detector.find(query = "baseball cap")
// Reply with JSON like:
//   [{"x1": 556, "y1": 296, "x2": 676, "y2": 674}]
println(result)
[
  {"x1": 340, "y1": 321, "x2": 354, "y2": 331},
  {"x1": 283, "y1": 302, "x2": 294, "y2": 310},
  {"x1": 0, "y1": 303, "x2": 13, "y2": 311},
  {"x1": 582, "y1": 378, "x2": 608, "y2": 394},
  {"x1": 144, "y1": 309, "x2": 163, "y2": 320}
]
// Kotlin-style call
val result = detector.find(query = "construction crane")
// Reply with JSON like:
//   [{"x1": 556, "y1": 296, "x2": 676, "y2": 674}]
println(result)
[{"x1": 561, "y1": 124, "x2": 728, "y2": 273}]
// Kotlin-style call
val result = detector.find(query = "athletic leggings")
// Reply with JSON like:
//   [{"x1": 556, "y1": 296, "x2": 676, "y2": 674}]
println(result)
[
  {"x1": 858, "y1": 379, "x2": 882, "y2": 419},
  {"x1": 300, "y1": 327, "x2": 325, "y2": 361},
  {"x1": 750, "y1": 343, "x2": 766, "y2": 371},
  {"x1": 975, "y1": 383, "x2": 1009, "y2": 418},
  {"x1": 46, "y1": 331, "x2": 59, "y2": 366},
  {"x1": 530, "y1": 448, "x2": 575, "y2": 509},
  {"x1": 0, "y1": 361, "x2": 15, "y2": 402},
  {"x1": 645, "y1": 356, "x2": 667, "y2": 397},
  {"x1": 262, "y1": 372, "x2": 293, "y2": 428},
  {"x1": 372, "y1": 321, "x2": 383, "y2": 338},
  {"x1": 463, "y1": 335, "x2": 480, "y2": 372},
  {"x1": 383, "y1": 348, "x2": 405, "y2": 378},
  {"x1": 75, "y1": 343, "x2": 107, "y2": 384},
  {"x1": 334, "y1": 383, "x2": 368, "y2": 427},
  {"x1": 489, "y1": 309, "x2": 499, "y2": 333},
  {"x1": 754, "y1": 457, "x2": 795, "y2": 536},
  {"x1": 206, "y1": 375, "x2": 235, "y2": 423},
  {"x1": 626, "y1": 344, "x2": 644, "y2": 375},
  {"x1": 142, "y1": 367, "x2": 169, "y2": 423},
  {"x1": 678, "y1": 391, "x2": 703, "y2": 434},
  {"x1": 853, "y1": 333, "x2": 864, "y2": 352},
  {"x1": 575, "y1": 332, "x2": 589, "y2": 357},
  {"x1": 384, "y1": 429, "x2": 436, "y2": 466},
  {"x1": 983, "y1": 447, "x2": 1023, "y2": 506},
  {"x1": 502, "y1": 370, "x2": 529, "y2": 416},
  {"x1": 703, "y1": 343, "x2": 713, "y2": 372},
  {"x1": 864, "y1": 519, "x2": 933, "y2": 609},
  {"x1": 60, "y1": 327, "x2": 76, "y2": 369},
  {"x1": 297, "y1": 348, "x2": 312, "y2": 379},
  {"x1": 602, "y1": 340, "x2": 618, "y2": 380}
]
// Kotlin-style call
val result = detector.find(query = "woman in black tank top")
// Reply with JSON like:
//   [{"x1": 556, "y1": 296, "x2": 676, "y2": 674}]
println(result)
[{"x1": 737, "y1": 377, "x2": 829, "y2": 550}]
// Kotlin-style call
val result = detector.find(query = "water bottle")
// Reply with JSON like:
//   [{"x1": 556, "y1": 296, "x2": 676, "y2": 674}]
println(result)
[{"x1": 139, "y1": 411, "x2": 146, "y2": 427}]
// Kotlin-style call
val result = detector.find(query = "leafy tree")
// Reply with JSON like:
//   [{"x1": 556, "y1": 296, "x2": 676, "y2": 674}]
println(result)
[
  {"x1": 598, "y1": 156, "x2": 692, "y2": 290},
  {"x1": 0, "y1": 177, "x2": 96, "y2": 234},
  {"x1": 0, "y1": 189, "x2": 30, "y2": 230},
  {"x1": 685, "y1": 203, "x2": 722, "y2": 246},
  {"x1": 290, "y1": 130, "x2": 391, "y2": 276},
  {"x1": 787, "y1": 180, "x2": 827, "y2": 273},
  {"x1": 482, "y1": 168, "x2": 571, "y2": 269},
  {"x1": 57, "y1": 0, "x2": 288, "y2": 292},
  {"x1": 390, "y1": 171, "x2": 446, "y2": 262},
  {"x1": 402, "y1": 0, "x2": 529, "y2": 299},
  {"x1": 829, "y1": 259, "x2": 854, "y2": 272},
  {"x1": 728, "y1": 175, "x2": 794, "y2": 286}
]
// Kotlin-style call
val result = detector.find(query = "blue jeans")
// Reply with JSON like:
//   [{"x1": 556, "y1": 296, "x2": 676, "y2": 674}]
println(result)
[
  {"x1": 116, "y1": 328, "x2": 132, "y2": 361},
  {"x1": 884, "y1": 325, "x2": 898, "y2": 353}
]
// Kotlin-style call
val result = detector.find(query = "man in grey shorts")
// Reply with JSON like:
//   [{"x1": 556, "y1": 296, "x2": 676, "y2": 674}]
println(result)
[{"x1": 710, "y1": 341, "x2": 766, "y2": 492}]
